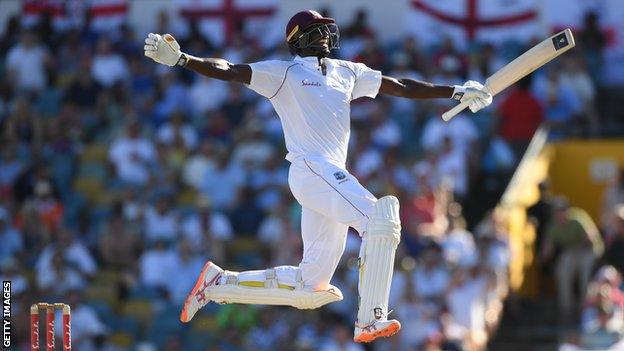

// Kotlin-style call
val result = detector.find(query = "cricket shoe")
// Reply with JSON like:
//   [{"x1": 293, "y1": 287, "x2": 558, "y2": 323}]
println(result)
[
  {"x1": 180, "y1": 261, "x2": 223, "y2": 322},
  {"x1": 353, "y1": 319, "x2": 401, "y2": 343}
]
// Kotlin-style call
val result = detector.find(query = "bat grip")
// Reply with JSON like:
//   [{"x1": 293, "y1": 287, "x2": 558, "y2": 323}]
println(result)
[{"x1": 441, "y1": 100, "x2": 469, "y2": 121}]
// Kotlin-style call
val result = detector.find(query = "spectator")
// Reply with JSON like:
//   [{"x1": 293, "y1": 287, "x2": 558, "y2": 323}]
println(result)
[
  {"x1": 168, "y1": 238, "x2": 206, "y2": 304},
  {"x1": 201, "y1": 151, "x2": 246, "y2": 210},
  {"x1": 99, "y1": 215, "x2": 140, "y2": 270},
  {"x1": 445, "y1": 265, "x2": 493, "y2": 351},
  {"x1": 497, "y1": 76, "x2": 543, "y2": 157},
  {"x1": 0, "y1": 206, "x2": 22, "y2": 262},
  {"x1": 156, "y1": 111, "x2": 198, "y2": 150},
  {"x1": 578, "y1": 11, "x2": 606, "y2": 82},
  {"x1": 370, "y1": 104, "x2": 402, "y2": 149},
  {"x1": 36, "y1": 246, "x2": 88, "y2": 295},
  {"x1": 559, "y1": 55, "x2": 599, "y2": 136},
  {"x1": 532, "y1": 68, "x2": 581, "y2": 139},
  {"x1": 181, "y1": 195, "x2": 232, "y2": 261},
  {"x1": 189, "y1": 75, "x2": 228, "y2": 115},
  {"x1": 540, "y1": 196, "x2": 604, "y2": 321},
  {"x1": 109, "y1": 119, "x2": 157, "y2": 186},
  {"x1": 65, "y1": 59, "x2": 103, "y2": 109},
  {"x1": 421, "y1": 104, "x2": 479, "y2": 155},
  {"x1": 443, "y1": 210, "x2": 477, "y2": 267},
  {"x1": 580, "y1": 266, "x2": 624, "y2": 349},
  {"x1": 436, "y1": 137, "x2": 469, "y2": 201},
  {"x1": 182, "y1": 140, "x2": 218, "y2": 190},
  {"x1": 90, "y1": 37, "x2": 128, "y2": 87},
  {"x1": 144, "y1": 195, "x2": 179, "y2": 244},
  {"x1": 63, "y1": 289, "x2": 108, "y2": 350},
  {"x1": 139, "y1": 239, "x2": 176, "y2": 291},
  {"x1": 5, "y1": 29, "x2": 51, "y2": 92}
]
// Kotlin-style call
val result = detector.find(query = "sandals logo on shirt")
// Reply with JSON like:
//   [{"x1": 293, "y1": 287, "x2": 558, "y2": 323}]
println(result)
[
  {"x1": 302, "y1": 79, "x2": 322, "y2": 87},
  {"x1": 333, "y1": 171, "x2": 346, "y2": 180}
]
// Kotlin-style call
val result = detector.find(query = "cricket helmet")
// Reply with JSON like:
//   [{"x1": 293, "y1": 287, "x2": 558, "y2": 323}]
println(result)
[{"x1": 285, "y1": 10, "x2": 340, "y2": 56}]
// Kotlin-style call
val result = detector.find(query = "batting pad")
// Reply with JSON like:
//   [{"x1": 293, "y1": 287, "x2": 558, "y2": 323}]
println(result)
[
  {"x1": 208, "y1": 266, "x2": 343, "y2": 309},
  {"x1": 357, "y1": 196, "x2": 401, "y2": 325}
]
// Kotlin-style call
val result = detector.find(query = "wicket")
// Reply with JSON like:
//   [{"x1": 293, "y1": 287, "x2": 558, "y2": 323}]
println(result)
[{"x1": 30, "y1": 303, "x2": 71, "y2": 351}]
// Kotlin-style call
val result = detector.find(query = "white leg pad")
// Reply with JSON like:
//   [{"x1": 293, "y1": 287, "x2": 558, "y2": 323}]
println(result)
[
  {"x1": 208, "y1": 266, "x2": 343, "y2": 309},
  {"x1": 357, "y1": 195, "x2": 401, "y2": 325}
]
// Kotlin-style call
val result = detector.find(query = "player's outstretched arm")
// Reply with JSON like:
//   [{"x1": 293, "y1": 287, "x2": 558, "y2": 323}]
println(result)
[
  {"x1": 379, "y1": 76, "x2": 454, "y2": 99},
  {"x1": 144, "y1": 33, "x2": 251, "y2": 84},
  {"x1": 379, "y1": 76, "x2": 492, "y2": 113}
]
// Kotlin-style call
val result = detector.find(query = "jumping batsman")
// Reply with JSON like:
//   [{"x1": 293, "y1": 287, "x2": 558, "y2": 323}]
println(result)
[{"x1": 144, "y1": 10, "x2": 491, "y2": 342}]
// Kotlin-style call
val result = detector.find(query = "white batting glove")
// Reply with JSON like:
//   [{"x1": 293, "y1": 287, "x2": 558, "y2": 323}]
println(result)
[
  {"x1": 452, "y1": 80, "x2": 493, "y2": 113},
  {"x1": 144, "y1": 33, "x2": 183, "y2": 67}
]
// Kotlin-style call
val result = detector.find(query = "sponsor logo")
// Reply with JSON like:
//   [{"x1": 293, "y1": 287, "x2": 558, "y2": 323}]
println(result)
[
  {"x1": 374, "y1": 307, "x2": 383, "y2": 320},
  {"x1": 302, "y1": 79, "x2": 322, "y2": 87},
  {"x1": 65, "y1": 322, "x2": 72, "y2": 348},
  {"x1": 333, "y1": 171, "x2": 346, "y2": 180},
  {"x1": 31, "y1": 322, "x2": 39, "y2": 350}
]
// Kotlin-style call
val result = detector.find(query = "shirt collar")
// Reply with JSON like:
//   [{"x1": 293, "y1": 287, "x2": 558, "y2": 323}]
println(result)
[{"x1": 294, "y1": 55, "x2": 323, "y2": 69}]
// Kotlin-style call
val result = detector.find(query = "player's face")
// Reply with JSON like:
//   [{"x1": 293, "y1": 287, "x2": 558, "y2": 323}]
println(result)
[{"x1": 307, "y1": 24, "x2": 331, "y2": 53}]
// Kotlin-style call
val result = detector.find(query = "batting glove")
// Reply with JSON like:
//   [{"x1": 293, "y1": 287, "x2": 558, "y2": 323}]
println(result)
[
  {"x1": 452, "y1": 80, "x2": 493, "y2": 113},
  {"x1": 144, "y1": 33, "x2": 184, "y2": 67}
]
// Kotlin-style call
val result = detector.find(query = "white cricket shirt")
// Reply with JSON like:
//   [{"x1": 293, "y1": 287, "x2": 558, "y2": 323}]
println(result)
[{"x1": 247, "y1": 55, "x2": 382, "y2": 167}]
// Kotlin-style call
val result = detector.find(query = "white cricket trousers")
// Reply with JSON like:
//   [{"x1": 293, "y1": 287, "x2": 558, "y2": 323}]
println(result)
[{"x1": 288, "y1": 157, "x2": 377, "y2": 290}]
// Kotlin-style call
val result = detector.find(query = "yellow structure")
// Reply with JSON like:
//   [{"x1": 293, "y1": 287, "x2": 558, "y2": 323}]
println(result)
[{"x1": 500, "y1": 136, "x2": 624, "y2": 297}]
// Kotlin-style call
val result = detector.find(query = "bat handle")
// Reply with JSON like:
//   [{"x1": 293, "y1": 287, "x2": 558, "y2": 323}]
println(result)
[{"x1": 441, "y1": 100, "x2": 469, "y2": 121}]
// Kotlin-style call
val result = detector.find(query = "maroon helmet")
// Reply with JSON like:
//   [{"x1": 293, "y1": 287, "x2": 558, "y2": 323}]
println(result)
[{"x1": 285, "y1": 10, "x2": 339, "y2": 55}]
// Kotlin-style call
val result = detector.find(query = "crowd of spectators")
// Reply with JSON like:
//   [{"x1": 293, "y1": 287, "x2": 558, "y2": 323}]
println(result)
[{"x1": 0, "y1": 4, "x2": 621, "y2": 351}]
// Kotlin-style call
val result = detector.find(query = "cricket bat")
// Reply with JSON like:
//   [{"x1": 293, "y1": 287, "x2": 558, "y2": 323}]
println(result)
[{"x1": 442, "y1": 28, "x2": 576, "y2": 121}]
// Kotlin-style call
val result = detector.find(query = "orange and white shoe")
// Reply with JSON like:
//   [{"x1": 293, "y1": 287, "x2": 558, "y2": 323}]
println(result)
[
  {"x1": 179, "y1": 261, "x2": 223, "y2": 323},
  {"x1": 353, "y1": 319, "x2": 401, "y2": 343}
]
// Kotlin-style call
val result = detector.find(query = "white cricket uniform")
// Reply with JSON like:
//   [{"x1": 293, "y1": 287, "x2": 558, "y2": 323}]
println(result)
[{"x1": 246, "y1": 55, "x2": 382, "y2": 290}]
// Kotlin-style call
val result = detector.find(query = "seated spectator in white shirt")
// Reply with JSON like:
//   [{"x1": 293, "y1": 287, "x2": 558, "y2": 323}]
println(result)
[
  {"x1": 5, "y1": 30, "x2": 51, "y2": 92},
  {"x1": 413, "y1": 242, "x2": 451, "y2": 302},
  {"x1": 181, "y1": 196, "x2": 232, "y2": 262},
  {"x1": 36, "y1": 229, "x2": 97, "y2": 288},
  {"x1": 156, "y1": 111, "x2": 198, "y2": 151},
  {"x1": 370, "y1": 104, "x2": 401, "y2": 149},
  {"x1": 0, "y1": 207, "x2": 22, "y2": 262},
  {"x1": 167, "y1": 239, "x2": 206, "y2": 304},
  {"x1": 109, "y1": 119, "x2": 157, "y2": 186},
  {"x1": 421, "y1": 108, "x2": 478, "y2": 155},
  {"x1": 37, "y1": 247, "x2": 87, "y2": 295},
  {"x1": 436, "y1": 137, "x2": 468, "y2": 199},
  {"x1": 182, "y1": 141, "x2": 218, "y2": 190},
  {"x1": 139, "y1": 240, "x2": 176, "y2": 290},
  {"x1": 232, "y1": 122, "x2": 276, "y2": 169},
  {"x1": 201, "y1": 152, "x2": 246, "y2": 210},
  {"x1": 189, "y1": 75, "x2": 228, "y2": 115},
  {"x1": 446, "y1": 265, "x2": 493, "y2": 348},
  {"x1": 144, "y1": 196, "x2": 179, "y2": 244},
  {"x1": 90, "y1": 37, "x2": 128, "y2": 87},
  {"x1": 443, "y1": 213, "x2": 477, "y2": 267},
  {"x1": 395, "y1": 283, "x2": 442, "y2": 349}
]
